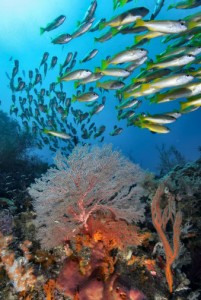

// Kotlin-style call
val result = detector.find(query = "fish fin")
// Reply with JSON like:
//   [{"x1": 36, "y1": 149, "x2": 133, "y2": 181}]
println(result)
[
  {"x1": 40, "y1": 27, "x2": 45, "y2": 35},
  {"x1": 135, "y1": 19, "x2": 145, "y2": 28},
  {"x1": 101, "y1": 60, "x2": 109, "y2": 70}
]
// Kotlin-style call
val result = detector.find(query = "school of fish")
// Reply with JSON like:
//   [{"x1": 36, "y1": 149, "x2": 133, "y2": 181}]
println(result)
[{"x1": 5, "y1": 0, "x2": 201, "y2": 154}]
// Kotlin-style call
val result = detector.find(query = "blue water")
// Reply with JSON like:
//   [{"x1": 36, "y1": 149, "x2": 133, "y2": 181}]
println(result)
[{"x1": 0, "y1": 0, "x2": 200, "y2": 172}]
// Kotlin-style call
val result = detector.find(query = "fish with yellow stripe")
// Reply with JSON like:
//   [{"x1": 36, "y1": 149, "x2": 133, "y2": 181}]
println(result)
[
  {"x1": 134, "y1": 19, "x2": 188, "y2": 34},
  {"x1": 99, "y1": 7, "x2": 149, "y2": 29},
  {"x1": 101, "y1": 48, "x2": 147, "y2": 69},
  {"x1": 180, "y1": 95, "x2": 201, "y2": 111}
]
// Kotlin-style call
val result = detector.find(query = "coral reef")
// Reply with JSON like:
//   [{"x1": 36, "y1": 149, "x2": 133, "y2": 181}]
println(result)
[{"x1": 1, "y1": 144, "x2": 201, "y2": 299}]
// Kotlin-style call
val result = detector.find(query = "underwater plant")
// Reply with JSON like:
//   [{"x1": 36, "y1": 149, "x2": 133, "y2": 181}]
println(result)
[{"x1": 28, "y1": 144, "x2": 147, "y2": 249}]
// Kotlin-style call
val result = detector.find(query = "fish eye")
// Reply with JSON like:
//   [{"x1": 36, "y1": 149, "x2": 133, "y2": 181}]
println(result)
[
  {"x1": 179, "y1": 21, "x2": 185, "y2": 26},
  {"x1": 188, "y1": 54, "x2": 194, "y2": 57}
]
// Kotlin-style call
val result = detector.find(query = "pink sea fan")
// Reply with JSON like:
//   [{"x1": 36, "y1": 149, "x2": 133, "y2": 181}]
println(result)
[{"x1": 28, "y1": 144, "x2": 147, "y2": 249}]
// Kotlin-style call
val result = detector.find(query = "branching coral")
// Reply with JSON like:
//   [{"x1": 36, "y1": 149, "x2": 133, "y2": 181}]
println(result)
[{"x1": 151, "y1": 184, "x2": 182, "y2": 293}]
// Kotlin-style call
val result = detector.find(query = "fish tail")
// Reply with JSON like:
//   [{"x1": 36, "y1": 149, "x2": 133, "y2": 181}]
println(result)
[
  {"x1": 155, "y1": 54, "x2": 161, "y2": 60},
  {"x1": 134, "y1": 34, "x2": 143, "y2": 44},
  {"x1": 77, "y1": 20, "x2": 81, "y2": 27},
  {"x1": 72, "y1": 95, "x2": 77, "y2": 103},
  {"x1": 187, "y1": 21, "x2": 196, "y2": 30},
  {"x1": 40, "y1": 27, "x2": 45, "y2": 35},
  {"x1": 150, "y1": 14, "x2": 154, "y2": 20},
  {"x1": 43, "y1": 129, "x2": 49, "y2": 134},
  {"x1": 89, "y1": 111, "x2": 94, "y2": 117},
  {"x1": 101, "y1": 60, "x2": 109, "y2": 70},
  {"x1": 111, "y1": 28, "x2": 118, "y2": 36},
  {"x1": 95, "y1": 67, "x2": 101, "y2": 73},
  {"x1": 149, "y1": 95, "x2": 158, "y2": 104},
  {"x1": 57, "y1": 77, "x2": 62, "y2": 83},
  {"x1": 135, "y1": 18, "x2": 145, "y2": 28},
  {"x1": 113, "y1": 0, "x2": 118, "y2": 10},
  {"x1": 180, "y1": 101, "x2": 188, "y2": 111},
  {"x1": 146, "y1": 61, "x2": 153, "y2": 70},
  {"x1": 123, "y1": 92, "x2": 130, "y2": 99},
  {"x1": 120, "y1": 0, "x2": 128, "y2": 6},
  {"x1": 74, "y1": 81, "x2": 80, "y2": 89},
  {"x1": 167, "y1": 4, "x2": 174, "y2": 10},
  {"x1": 99, "y1": 22, "x2": 107, "y2": 30}
]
